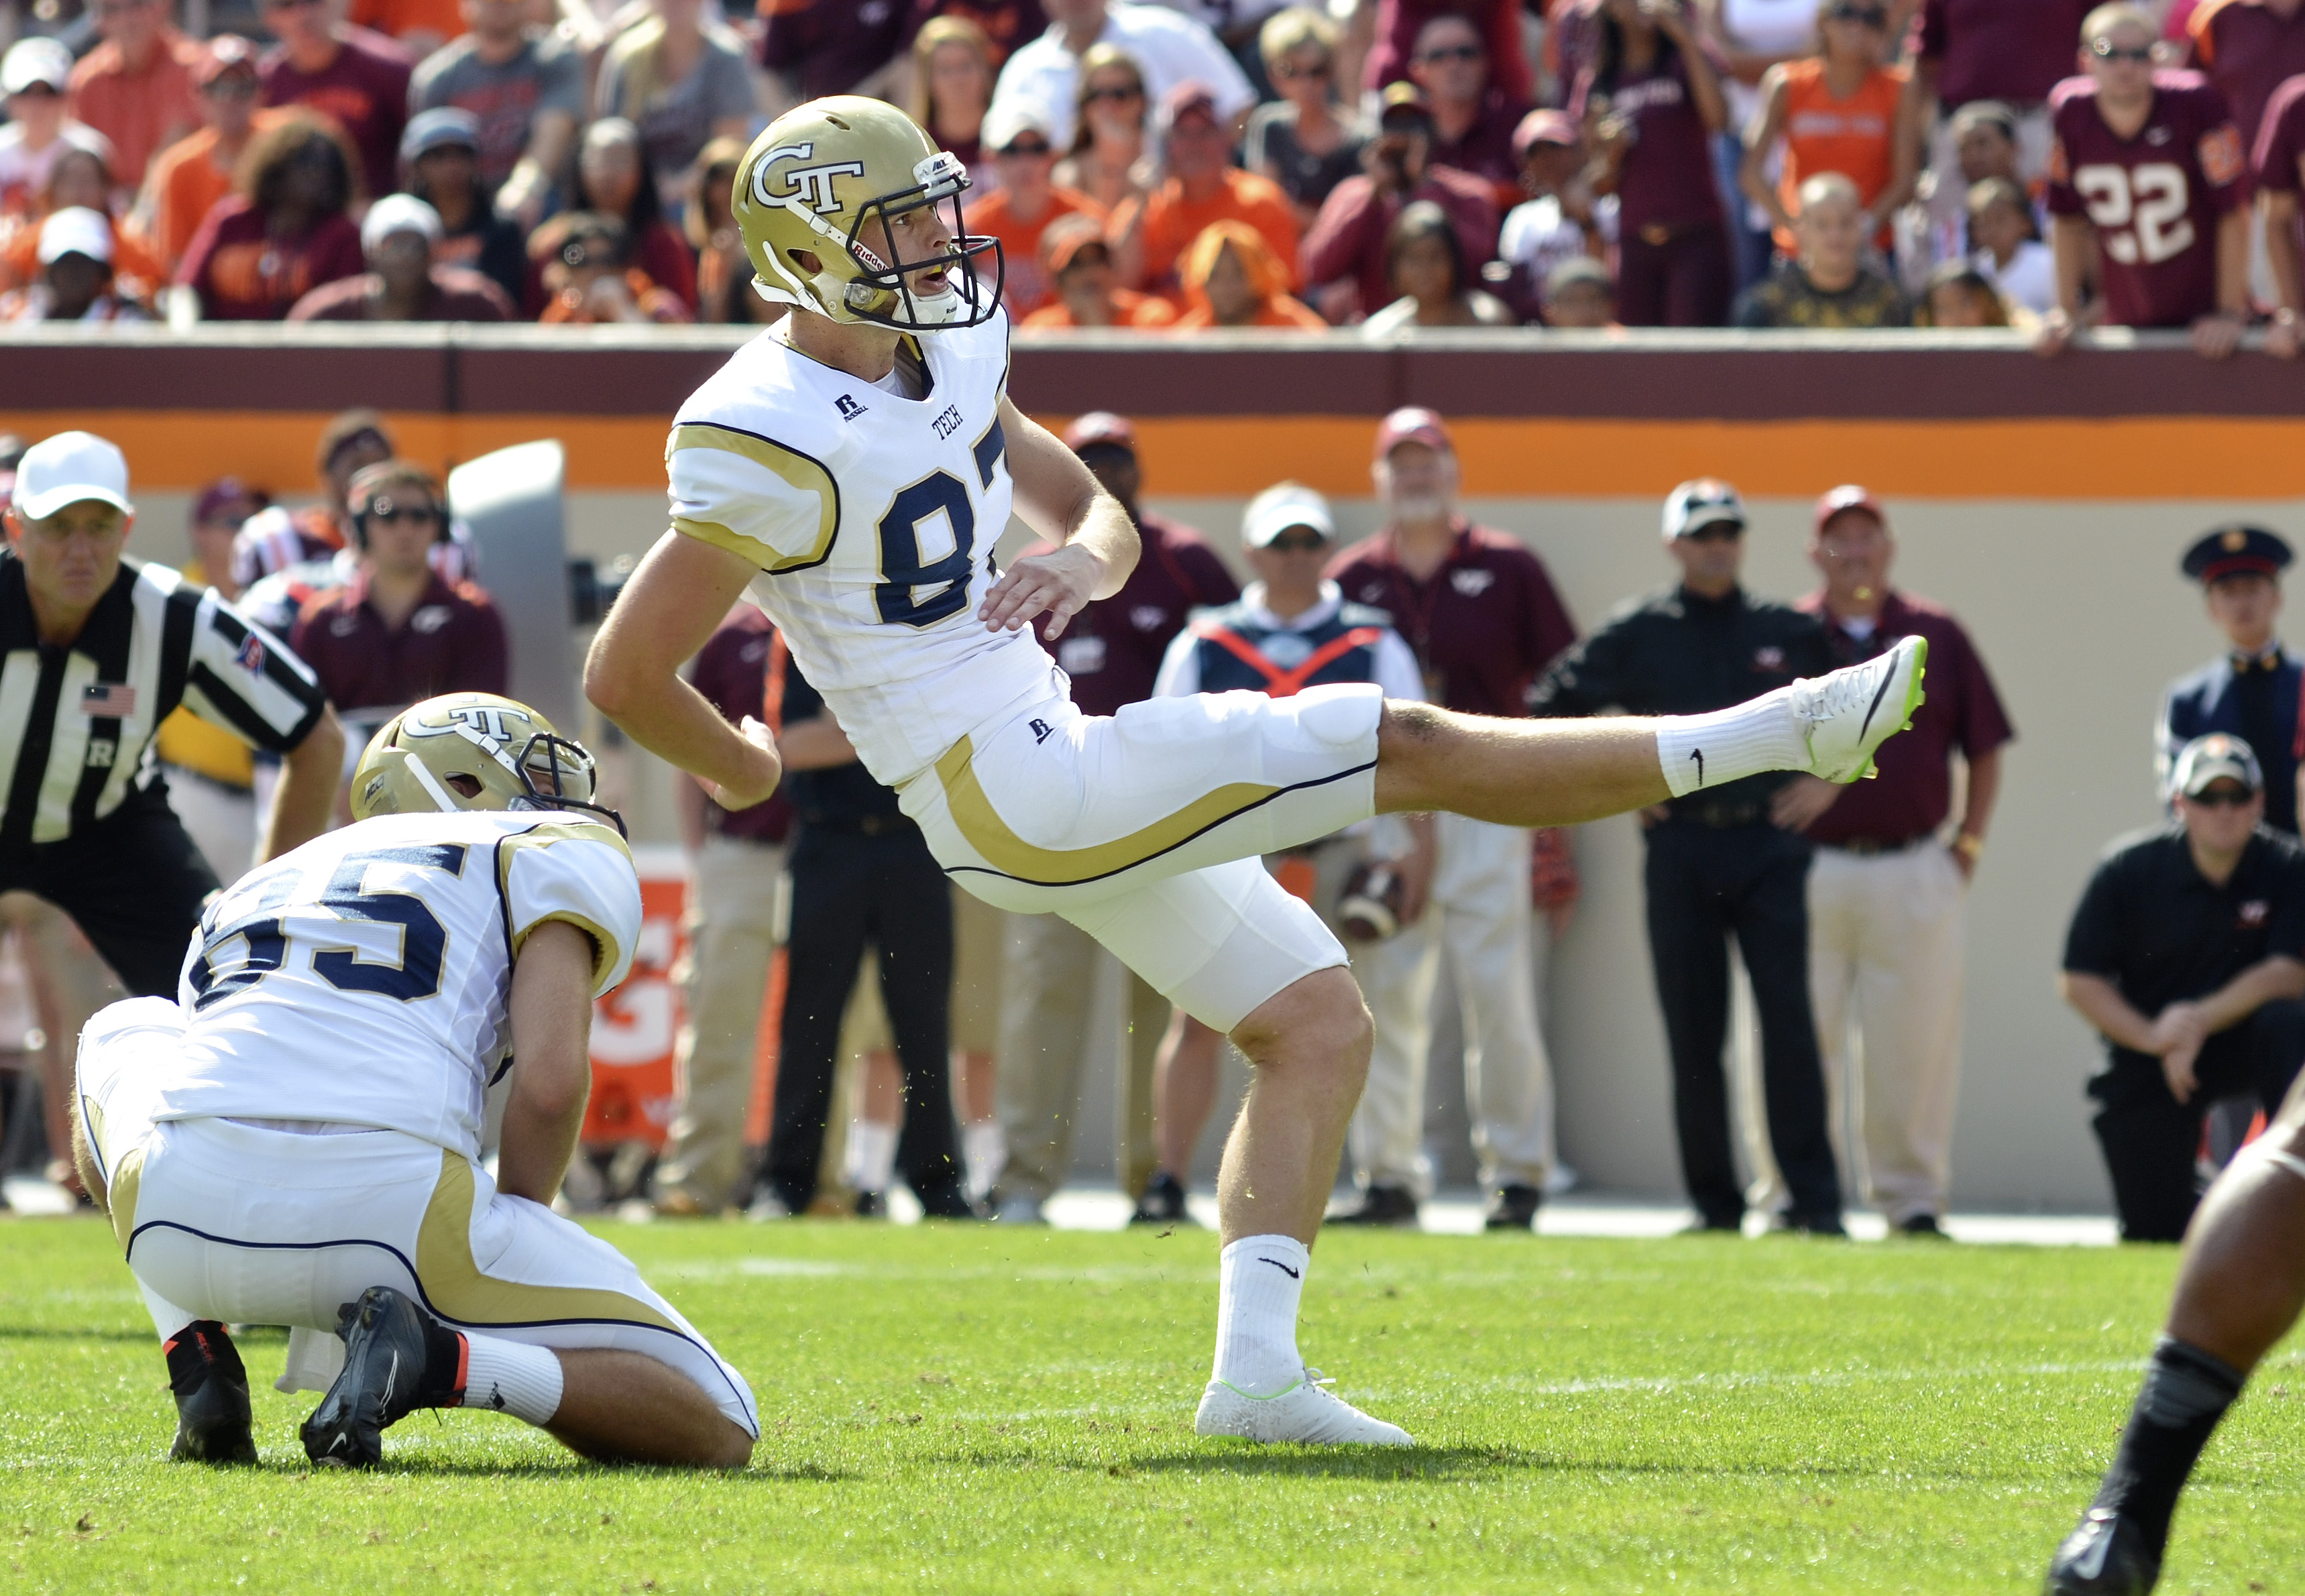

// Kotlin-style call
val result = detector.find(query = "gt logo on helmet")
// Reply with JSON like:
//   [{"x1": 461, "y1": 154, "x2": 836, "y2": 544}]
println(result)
[
  {"x1": 750, "y1": 141, "x2": 867, "y2": 215},
  {"x1": 411, "y1": 704, "x2": 529, "y2": 746}
]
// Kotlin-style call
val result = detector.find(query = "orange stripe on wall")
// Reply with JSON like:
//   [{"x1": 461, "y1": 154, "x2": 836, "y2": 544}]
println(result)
[
  {"x1": 0, "y1": 412, "x2": 673, "y2": 494},
  {"x1": 6, "y1": 411, "x2": 2302, "y2": 500}
]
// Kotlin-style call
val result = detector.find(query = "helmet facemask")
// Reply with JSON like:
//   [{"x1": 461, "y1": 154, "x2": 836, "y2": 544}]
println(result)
[{"x1": 508, "y1": 730, "x2": 626, "y2": 838}]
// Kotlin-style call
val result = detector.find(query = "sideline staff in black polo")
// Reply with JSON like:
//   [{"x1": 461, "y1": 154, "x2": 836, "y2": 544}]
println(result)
[
  {"x1": 755, "y1": 657, "x2": 972, "y2": 1220},
  {"x1": 0, "y1": 432, "x2": 345, "y2": 994},
  {"x1": 2061, "y1": 734, "x2": 2305, "y2": 1243},
  {"x1": 1530, "y1": 477, "x2": 1844, "y2": 1235}
]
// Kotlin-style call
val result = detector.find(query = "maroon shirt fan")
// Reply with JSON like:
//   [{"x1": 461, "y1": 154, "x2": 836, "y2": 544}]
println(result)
[
  {"x1": 2046, "y1": 71, "x2": 2246, "y2": 329},
  {"x1": 289, "y1": 569, "x2": 508, "y2": 716}
]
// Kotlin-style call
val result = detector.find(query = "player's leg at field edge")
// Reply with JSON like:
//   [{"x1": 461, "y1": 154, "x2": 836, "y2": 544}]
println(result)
[
  {"x1": 2161, "y1": 1068, "x2": 2305, "y2": 1375},
  {"x1": 545, "y1": 1349, "x2": 754, "y2": 1468},
  {"x1": 1371, "y1": 705, "x2": 1669, "y2": 825}
]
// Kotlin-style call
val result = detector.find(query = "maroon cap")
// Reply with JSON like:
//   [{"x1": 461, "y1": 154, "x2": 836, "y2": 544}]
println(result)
[
  {"x1": 194, "y1": 475, "x2": 266, "y2": 525},
  {"x1": 1064, "y1": 411, "x2": 1137, "y2": 453},
  {"x1": 1512, "y1": 109, "x2": 1578, "y2": 159},
  {"x1": 1373, "y1": 406, "x2": 1452, "y2": 460},
  {"x1": 1813, "y1": 483, "x2": 1888, "y2": 534},
  {"x1": 1378, "y1": 81, "x2": 1433, "y2": 124},
  {"x1": 1160, "y1": 80, "x2": 1221, "y2": 130},
  {"x1": 194, "y1": 35, "x2": 260, "y2": 87}
]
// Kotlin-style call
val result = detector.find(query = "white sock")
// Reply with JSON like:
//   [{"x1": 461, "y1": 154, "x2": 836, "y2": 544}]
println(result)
[
  {"x1": 962, "y1": 1119, "x2": 1005, "y2": 1201},
  {"x1": 1212, "y1": 1234, "x2": 1309, "y2": 1396},
  {"x1": 456, "y1": 1333, "x2": 563, "y2": 1425},
  {"x1": 1654, "y1": 688, "x2": 1809, "y2": 797},
  {"x1": 844, "y1": 1119, "x2": 897, "y2": 1195}
]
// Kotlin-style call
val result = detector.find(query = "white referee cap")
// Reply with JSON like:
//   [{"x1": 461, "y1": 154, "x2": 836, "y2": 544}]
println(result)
[{"x1": 12, "y1": 431, "x2": 133, "y2": 521}]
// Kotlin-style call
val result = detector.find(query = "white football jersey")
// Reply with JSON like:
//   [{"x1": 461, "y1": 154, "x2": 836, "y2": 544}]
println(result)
[
  {"x1": 665, "y1": 308, "x2": 1062, "y2": 787},
  {"x1": 152, "y1": 809, "x2": 642, "y2": 1162}
]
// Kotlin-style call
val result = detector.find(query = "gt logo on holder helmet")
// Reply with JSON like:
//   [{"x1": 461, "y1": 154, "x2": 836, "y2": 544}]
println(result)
[{"x1": 749, "y1": 141, "x2": 868, "y2": 215}]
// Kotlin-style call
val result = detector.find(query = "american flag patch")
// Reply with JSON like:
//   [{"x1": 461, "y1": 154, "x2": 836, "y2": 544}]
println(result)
[
  {"x1": 235, "y1": 632, "x2": 266, "y2": 674},
  {"x1": 81, "y1": 683, "x2": 137, "y2": 718}
]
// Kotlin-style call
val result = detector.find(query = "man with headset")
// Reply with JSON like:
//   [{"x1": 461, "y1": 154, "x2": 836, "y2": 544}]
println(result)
[{"x1": 290, "y1": 459, "x2": 508, "y2": 804}]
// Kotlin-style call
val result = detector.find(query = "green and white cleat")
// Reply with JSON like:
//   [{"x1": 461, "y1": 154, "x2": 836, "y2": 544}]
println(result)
[
  {"x1": 1793, "y1": 632, "x2": 1927, "y2": 783},
  {"x1": 1194, "y1": 1369, "x2": 1413, "y2": 1446}
]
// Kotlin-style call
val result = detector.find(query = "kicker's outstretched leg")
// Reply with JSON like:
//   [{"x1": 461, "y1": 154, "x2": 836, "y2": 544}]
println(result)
[{"x1": 1373, "y1": 634, "x2": 1927, "y2": 827}]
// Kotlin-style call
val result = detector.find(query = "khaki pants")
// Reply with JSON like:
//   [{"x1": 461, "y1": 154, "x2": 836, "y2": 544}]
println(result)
[
  {"x1": 1805, "y1": 842, "x2": 1967, "y2": 1223},
  {"x1": 1348, "y1": 814, "x2": 1555, "y2": 1196},
  {"x1": 993, "y1": 913, "x2": 1163, "y2": 1202},
  {"x1": 653, "y1": 834, "x2": 787, "y2": 1211}
]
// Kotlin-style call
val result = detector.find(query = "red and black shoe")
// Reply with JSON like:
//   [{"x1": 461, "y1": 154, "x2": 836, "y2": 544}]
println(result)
[
  {"x1": 298, "y1": 1288, "x2": 465, "y2": 1468},
  {"x1": 164, "y1": 1321, "x2": 258, "y2": 1465}
]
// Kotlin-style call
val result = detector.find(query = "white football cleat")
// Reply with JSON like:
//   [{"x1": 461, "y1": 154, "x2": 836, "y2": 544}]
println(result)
[
  {"x1": 1194, "y1": 1369, "x2": 1413, "y2": 1446},
  {"x1": 1791, "y1": 632, "x2": 1927, "y2": 783}
]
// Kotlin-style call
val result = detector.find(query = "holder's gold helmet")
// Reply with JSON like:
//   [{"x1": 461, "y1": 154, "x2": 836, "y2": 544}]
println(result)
[
  {"x1": 733, "y1": 95, "x2": 1002, "y2": 331},
  {"x1": 352, "y1": 693, "x2": 624, "y2": 836}
]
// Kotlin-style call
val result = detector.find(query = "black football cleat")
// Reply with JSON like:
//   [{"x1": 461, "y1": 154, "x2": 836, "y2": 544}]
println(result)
[
  {"x1": 300, "y1": 1287, "x2": 462, "y2": 1468},
  {"x1": 1324, "y1": 1184, "x2": 1420, "y2": 1228},
  {"x1": 2045, "y1": 1506, "x2": 2163, "y2": 1595},
  {"x1": 164, "y1": 1320, "x2": 258, "y2": 1465},
  {"x1": 1484, "y1": 1184, "x2": 1543, "y2": 1232},
  {"x1": 1130, "y1": 1170, "x2": 1194, "y2": 1227}
]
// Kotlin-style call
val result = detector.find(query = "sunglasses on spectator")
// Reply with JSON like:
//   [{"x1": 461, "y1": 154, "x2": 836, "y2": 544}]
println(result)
[
  {"x1": 2089, "y1": 40, "x2": 2153, "y2": 61},
  {"x1": 1265, "y1": 530, "x2": 1330, "y2": 553},
  {"x1": 263, "y1": 0, "x2": 327, "y2": 11},
  {"x1": 204, "y1": 74, "x2": 260, "y2": 98},
  {"x1": 2188, "y1": 784, "x2": 2257, "y2": 808},
  {"x1": 1685, "y1": 524, "x2": 1744, "y2": 544},
  {"x1": 999, "y1": 139, "x2": 1053, "y2": 157},
  {"x1": 1824, "y1": 5, "x2": 1887, "y2": 25},
  {"x1": 1415, "y1": 44, "x2": 1485, "y2": 63},
  {"x1": 366, "y1": 502, "x2": 440, "y2": 525},
  {"x1": 1271, "y1": 60, "x2": 1331, "y2": 80},
  {"x1": 1084, "y1": 84, "x2": 1144, "y2": 103}
]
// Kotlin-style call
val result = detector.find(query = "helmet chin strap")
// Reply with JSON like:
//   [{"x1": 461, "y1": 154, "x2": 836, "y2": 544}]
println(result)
[{"x1": 400, "y1": 752, "x2": 463, "y2": 813}]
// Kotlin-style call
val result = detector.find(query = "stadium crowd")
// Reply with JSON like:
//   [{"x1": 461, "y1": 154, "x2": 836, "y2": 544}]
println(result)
[{"x1": 0, "y1": 0, "x2": 2300, "y2": 345}]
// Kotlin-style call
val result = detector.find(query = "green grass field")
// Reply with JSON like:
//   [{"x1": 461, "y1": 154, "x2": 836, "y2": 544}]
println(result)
[{"x1": 3, "y1": 1216, "x2": 2300, "y2": 1594}]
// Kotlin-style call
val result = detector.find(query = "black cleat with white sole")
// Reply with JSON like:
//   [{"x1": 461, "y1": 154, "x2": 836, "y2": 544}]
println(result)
[
  {"x1": 165, "y1": 1320, "x2": 258, "y2": 1465},
  {"x1": 299, "y1": 1286, "x2": 464, "y2": 1467},
  {"x1": 2044, "y1": 1506, "x2": 2163, "y2": 1595}
]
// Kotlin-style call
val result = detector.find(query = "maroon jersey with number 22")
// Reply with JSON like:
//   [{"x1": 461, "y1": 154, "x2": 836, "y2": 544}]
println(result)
[{"x1": 2046, "y1": 70, "x2": 2247, "y2": 329}]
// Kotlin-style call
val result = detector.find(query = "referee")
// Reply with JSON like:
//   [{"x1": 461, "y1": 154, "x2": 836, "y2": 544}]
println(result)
[{"x1": 0, "y1": 432, "x2": 345, "y2": 995}]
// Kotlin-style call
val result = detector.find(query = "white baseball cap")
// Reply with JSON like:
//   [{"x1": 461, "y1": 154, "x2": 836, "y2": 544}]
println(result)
[
  {"x1": 982, "y1": 97, "x2": 1058, "y2": 154},
  {"x1": 2, "y1": 37, "x2": 72, "y2": 97},
  {"x1": 360, "y1": 192, "x2": 443, "y2": 254},
  {"x1": 1662, "y1": 477, "x2": 1746, "y2": 541},
  {"x1": 36, "y1": 207, "x2": 113, "y2": 268},
  {"x1": 11, "y1": 431, "x2": 133, "y2": 521},
  {"x1": 2172, "y1": 732, "x2": 2263, "y2": 798},
  {"x1": 1243, "y1": 481, "x2": 1335, "y2": 549}
]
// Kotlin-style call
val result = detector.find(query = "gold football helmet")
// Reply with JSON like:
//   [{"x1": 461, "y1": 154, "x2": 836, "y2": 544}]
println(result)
[
  {"x1": 732, "y1": 95, "x2": 1002, "y2": 331},
  {"x1": 352, "y1": 693, "x2": 624, "y2": 836}
]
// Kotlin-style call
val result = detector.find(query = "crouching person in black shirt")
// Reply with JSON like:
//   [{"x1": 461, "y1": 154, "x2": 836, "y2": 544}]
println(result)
[{"x1": 2061, "y1": 734, "x2": 2305, "y2": 1243}]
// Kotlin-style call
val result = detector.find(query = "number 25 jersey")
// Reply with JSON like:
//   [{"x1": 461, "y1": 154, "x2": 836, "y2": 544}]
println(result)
[
  {"x1": 665, "y1": 308, "x2": 1062, "y2": 789},
  {"x1": 2046, "y1": 71, "x2": 2245, "y2": 330},
  {"x1": 152, "y1": 810, "x2": 642, "y2": 1162}
]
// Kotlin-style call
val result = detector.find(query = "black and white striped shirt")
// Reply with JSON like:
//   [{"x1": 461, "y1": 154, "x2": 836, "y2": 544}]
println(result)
[{"x1": 0, "y1": 552, "x2": 327, "y2": 851}]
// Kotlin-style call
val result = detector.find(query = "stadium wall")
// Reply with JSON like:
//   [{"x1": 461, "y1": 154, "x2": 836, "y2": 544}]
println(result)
[{"x1": 6, "y1": 327, "x2": 2304, "y2": 1214}]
